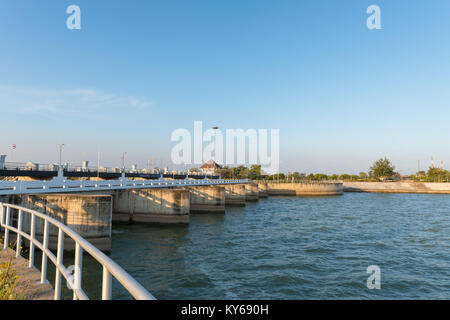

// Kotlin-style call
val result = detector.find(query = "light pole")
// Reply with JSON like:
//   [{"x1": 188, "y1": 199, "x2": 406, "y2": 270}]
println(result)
[
  {"x1": 121, "y1": 152, "x2": 127, "y2": 172},
  {"x1": 212, "y1": 126, "x2": 219, "y2": 161},
  {"x1": 58, "y1": 144, "x2": 65, "y2": 171},
  {"x1": 97, "y1": 151, "x2": 100, "y2": 178}
]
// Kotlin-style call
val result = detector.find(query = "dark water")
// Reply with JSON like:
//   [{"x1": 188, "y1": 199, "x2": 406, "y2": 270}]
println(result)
[{"x1": 47, "y1": 193, "x2": 450, "y2": 299}]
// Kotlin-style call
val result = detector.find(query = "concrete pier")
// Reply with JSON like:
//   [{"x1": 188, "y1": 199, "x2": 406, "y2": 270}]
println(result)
[
  {"x1": 20, "y1": 194, "x2": 113, "y2": 251},
  {"x1": 257, "y1": 183, "x2": 268, "y2": 198},
  {"x1": 113, "y1": 189, "x2": 190, "y2": 224},
  {"x1": 189, "y1": 186, "x2": 225, "y2": 213},
  {"x1": 266, "y1": 182, "x2": 343, "y2": 196},
  {"x1": 224, "y1": 184, "x2": 246, "y2": 206},
  {"x1": 245, "y1": 183, "x2": 259, "y2": 201}
]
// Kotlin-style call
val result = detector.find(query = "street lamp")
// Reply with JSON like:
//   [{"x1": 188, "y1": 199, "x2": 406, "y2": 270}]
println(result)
[
  {"x1": 58, "y1": 144, "x2": 65, "y2": 171},
  {"x1": 212, "y1": 126, "x2": 219, "y2": 161},
  {"x1": 121, "y1": 152, "x2": 127, "y2": 172}
]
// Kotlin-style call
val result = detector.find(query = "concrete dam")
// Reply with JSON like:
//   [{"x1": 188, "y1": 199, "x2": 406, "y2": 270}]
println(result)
[{"x1": 0, "y1": 179, "x2": 343, "y2": 252}]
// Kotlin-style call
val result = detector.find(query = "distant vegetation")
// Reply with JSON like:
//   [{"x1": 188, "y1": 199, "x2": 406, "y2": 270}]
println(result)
[
  {"x1": 412, "y1": 167, "x2": 450, "y2": 182},
  {"x1": 217, "y1": 164, "x2": 376, "y2": 182},
  {"x1": 217, "y1": 158, "x2": 450, "y2": 183}
]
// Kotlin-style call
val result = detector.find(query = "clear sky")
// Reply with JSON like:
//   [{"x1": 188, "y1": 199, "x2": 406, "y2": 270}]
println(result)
[{"x1": 1, "y1": 0, "x2": 449, "y2": 174}]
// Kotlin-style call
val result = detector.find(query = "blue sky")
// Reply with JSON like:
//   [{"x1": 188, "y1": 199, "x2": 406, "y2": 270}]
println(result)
[{"x1": 1, "y1": 0, "x2": 449, "y2": 174}]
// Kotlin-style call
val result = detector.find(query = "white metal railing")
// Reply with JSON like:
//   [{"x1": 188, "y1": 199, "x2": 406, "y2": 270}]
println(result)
[
  {"x1": 0, "y1": 176, "x2": 249, "y2": 196},
  {"x1": 0, "y1": 202, "x2": 156, "y2": 300},
  {"x1": 0, "y1": 161, "x2": 221, "y2": 177}
]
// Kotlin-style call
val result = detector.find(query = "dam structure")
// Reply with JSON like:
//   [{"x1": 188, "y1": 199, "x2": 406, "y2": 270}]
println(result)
[
  {"x1": 0, "y1": 160, "x2": 344, "y2": 300},
  {"x1": 0, "y1": 167, "x2": 248, "y2": 300},
  {"x1": 0, "y1": 170, "x2": 248, "y2": 249}
]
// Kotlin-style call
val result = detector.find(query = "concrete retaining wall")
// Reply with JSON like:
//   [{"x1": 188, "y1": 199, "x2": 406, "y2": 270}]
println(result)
[
  {"x1": 20, "y1": 194, "x2": 112, "y2": 251},
  {"x1": 189, "y1": 186, "x2": 225, "y2": 213},
  {"x1": 245, "y1": 183, "x2": 259, "y2": 201},
  {"x1": 266, "y1": 182, "x2": 343, "y2": 196},
  {"x1": 257, "y1": 183, "x2": 268, "y2": 198},
  {"x1": 224, "y1": 184, "x2": 246, "y2": 206},
  {"x1": 113, "y1": 188, "x2": 189, "y2": 224},
  {"x1": 344, "y1": 182, "x2": 450, "y2": 194}
]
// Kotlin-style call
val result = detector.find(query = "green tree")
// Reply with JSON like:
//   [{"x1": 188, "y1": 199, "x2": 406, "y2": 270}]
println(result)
[
  {"x1": 369, "y1": 158, "x2": 395, "y2": 180},
  {"x1": 248, "y1": 165, "x2": 262, "y2": 180},
  {"x1": 427, "y1": 167, "x2": 450, "y2": 182},
  {"x1": 359, "y1": 172, "x2": 368, "y2": 180},
  {"x1": 292, "y1": 172, "x2": 305, "y2": 181},
  {"x1": 330, "y1": 174, "x2": 339, "y2": 180}
]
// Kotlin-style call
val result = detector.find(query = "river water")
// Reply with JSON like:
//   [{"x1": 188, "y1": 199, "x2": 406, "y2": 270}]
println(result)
[{"x1": 54, "y1": 192, "x2": 450, "y2": 299}]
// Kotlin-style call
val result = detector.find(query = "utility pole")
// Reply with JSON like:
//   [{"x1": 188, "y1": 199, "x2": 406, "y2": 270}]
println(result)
[
  {"x1": 97, "y1": 152, "x2": 100, "y2": 178},
  {"x1": 58, "y1": 144, "x2": 65, "y2": 171},
  {"x1": 121, "y1": 152, "x2": 127, "y2": 172}
]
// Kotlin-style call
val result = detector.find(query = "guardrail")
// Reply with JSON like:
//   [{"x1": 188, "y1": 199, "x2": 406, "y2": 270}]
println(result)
[
  {"x1": 0, "y1": 161, "x2": 212, "y2": 177},
  {"x1": 0, "y1": 176, "x2": 249, "y2": 196},
  {"x1": 253, "y1": 180, "x2": 343, "y2": 184},
  {"x1": 0, "y1": 202, "x2": 155, "y2": 300}
]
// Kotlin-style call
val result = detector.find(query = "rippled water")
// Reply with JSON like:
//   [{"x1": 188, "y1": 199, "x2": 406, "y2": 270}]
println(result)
[{"x1": 49, "y1": 193, "x2": 450, "y2": 299}]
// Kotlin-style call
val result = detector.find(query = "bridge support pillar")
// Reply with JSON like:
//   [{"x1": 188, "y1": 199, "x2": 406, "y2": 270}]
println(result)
[
  {"x1": 113, "y1": 189, "x2": 190, "y2": 224},
  {"x1": 224, "y1": 184, "x2": 246, "y2": 206},
  {"x1": 257, "y1": 183, "x2": 268, "y2": 198},
  {"x1": 20, "y1": 194, "x2": 112, "y2": 251},
  {"x1": 189, "y1": 186, "x2": 225, "y2": 213},
  {"x1": 245, "y1": 183, "x2": 259, "y2": 201}
]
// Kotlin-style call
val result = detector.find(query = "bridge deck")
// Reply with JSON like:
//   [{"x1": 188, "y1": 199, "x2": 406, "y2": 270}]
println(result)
[
  {"x1": 0, "y1": 169, "x2": 218, "y2": 180},
  {"x1": 0, "y1": 176, "x2": 248, "y2": 196}
]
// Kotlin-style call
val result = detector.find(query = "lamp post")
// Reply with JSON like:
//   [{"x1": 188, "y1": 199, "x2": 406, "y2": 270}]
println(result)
[
  {"x1": 97, "y1": 151, "x2": 100, "y2": 178},
  {"x1": 57, "y1": 144, "x2": 65, "y2": 171},
  {"x1": 121, "y1": 152, "x2": 127, "y2": 172}
]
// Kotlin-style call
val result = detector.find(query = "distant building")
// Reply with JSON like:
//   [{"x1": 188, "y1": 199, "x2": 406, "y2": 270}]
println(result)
[{"x1": 200, "y1": 160, "x2": 222, "y2": 175}]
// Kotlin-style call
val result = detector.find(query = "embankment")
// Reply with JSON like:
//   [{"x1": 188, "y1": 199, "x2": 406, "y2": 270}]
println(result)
[
  {"x1": 344, "y1": 182, "x2": 450, "y2": 194},
  {"x1": 265, "y1": 182, "x2": 343, "y2": 196}
]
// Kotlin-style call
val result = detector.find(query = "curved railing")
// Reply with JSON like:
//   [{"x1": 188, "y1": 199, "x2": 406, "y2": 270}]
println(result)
[{"x1": 0, "y1": 202, "x2": 155, "y2": 300}]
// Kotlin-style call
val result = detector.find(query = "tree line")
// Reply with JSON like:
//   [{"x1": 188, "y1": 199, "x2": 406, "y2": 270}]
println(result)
[{"x1": 217, "y1": 158, "x2": 450, "y2": 182}]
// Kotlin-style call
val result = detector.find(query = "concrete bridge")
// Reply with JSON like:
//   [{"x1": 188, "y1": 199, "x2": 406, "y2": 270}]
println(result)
[
  {"x1": 0, "y1": 170, "x2": 251, "y2": 250},
  {"x1": 1, "y1": 173, "x2": 343, "y2": 252},
  {"x1": 0, "y1": 170, "x2": 251, "y2": 299},
  {"x1": 0, "y1": 169, "x2": 343, "y2": 299}
]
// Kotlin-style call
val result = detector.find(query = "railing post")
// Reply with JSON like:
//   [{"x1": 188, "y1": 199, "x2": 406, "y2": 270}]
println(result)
[
  {"x1": 0, "y1": 203, "x2": 4, "y2": 226},
  {"x1": 28, "y1": 214, "x2": 36, "y2": 268},
  {"x1": 73, "y1": 243, "x2": 83, "y2": 300},
  {"x1": 16, "y1": 209, "x2": 23, "y2": 258},
  {"x1": 41, "y1": 220, "x2": 49, "y2": 283},
  {"x1": 3, "y1": 206, "x2": 10, "y2": 249},
  {"x1": 102, "y1": 266, "x2": 112, "y2": 300},
  {"x1": 54, "y1": 228, "x2": 65, "y2": 300}
]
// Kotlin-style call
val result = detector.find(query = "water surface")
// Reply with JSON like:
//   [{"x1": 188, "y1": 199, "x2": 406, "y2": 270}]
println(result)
[{"x1": 103, "y1": 193, "x2": 450, "y2": 299}]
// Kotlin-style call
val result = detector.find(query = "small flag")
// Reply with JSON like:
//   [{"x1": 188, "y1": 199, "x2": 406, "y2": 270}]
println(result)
[{"x1": 12, "y1": 144, "x2": 16, "y2": 150}]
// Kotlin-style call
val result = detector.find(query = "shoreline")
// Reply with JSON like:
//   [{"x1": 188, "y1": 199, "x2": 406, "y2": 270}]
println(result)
[{"x1": 343, "y1": 181, "x2": 450, "y2": 194}]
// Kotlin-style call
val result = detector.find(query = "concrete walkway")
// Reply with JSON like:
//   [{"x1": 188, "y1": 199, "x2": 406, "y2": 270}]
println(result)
[{"x1": 0, "y1": 247, "x2": 53, "y2": 300}]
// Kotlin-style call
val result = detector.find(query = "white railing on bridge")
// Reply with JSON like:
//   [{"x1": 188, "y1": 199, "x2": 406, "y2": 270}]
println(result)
[
  {"x1": 0, "y1": 175, "x2": 249, "y2": 196},
  {"x1": 0, "y1": 202, "x2": 156, "y2": 300}
]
